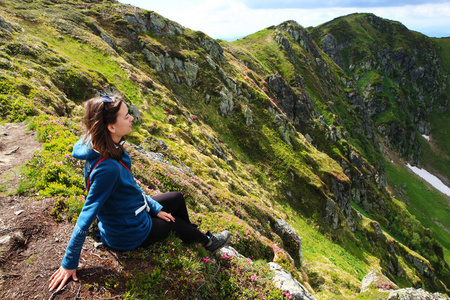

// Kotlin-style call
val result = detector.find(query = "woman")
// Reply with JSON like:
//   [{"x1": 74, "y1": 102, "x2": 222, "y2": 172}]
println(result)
[{"x1": 49, "y1": 94, "x2": 230, "y2": 292}]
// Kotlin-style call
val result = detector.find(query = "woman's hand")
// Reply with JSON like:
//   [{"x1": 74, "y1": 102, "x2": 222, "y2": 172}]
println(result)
[
  {"x1": 49, "y1": 266, "x2": 78, "y2": 292},
  {"x1": 157, "y1": 211, "x2": 175, "y2": 222}
]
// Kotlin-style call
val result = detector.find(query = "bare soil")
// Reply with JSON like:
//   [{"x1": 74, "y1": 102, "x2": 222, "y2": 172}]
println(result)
[{"x1": 0, "y1": 123, "x2": 133, "y2": 299}]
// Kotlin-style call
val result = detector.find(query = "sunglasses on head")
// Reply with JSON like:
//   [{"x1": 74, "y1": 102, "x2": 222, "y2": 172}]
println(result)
[{"x1": 101, "y1": 94, "x2": 114, "y2": 103}]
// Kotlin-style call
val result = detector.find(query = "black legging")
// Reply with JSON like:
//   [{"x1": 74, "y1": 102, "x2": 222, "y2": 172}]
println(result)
[{"x1": 139, "y1": 192, "x2": 208, "y2": 248}]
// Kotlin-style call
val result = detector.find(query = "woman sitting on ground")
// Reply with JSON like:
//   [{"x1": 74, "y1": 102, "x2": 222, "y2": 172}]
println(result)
[{"x1": 49, "y1": 93, "x2": 230, "y2": 292}]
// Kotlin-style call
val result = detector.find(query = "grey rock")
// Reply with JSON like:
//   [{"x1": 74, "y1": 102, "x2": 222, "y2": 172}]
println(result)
[
  {"x1": 324, "y1": 198, "x2": 339, "y2": 229},
  {"x1": 128, "y1": 103, "x2": 141, "y2": 124},
  {"x1": 184, "y1": 62, "x2": 199, "y2": 86},
  {"x1": 217, "y1": 246, "x2": 245, "y2": 259},
  {"x1": 0, "y1": 15, "x2": 22, "y2": 32},
  {"x1": 219, "y1": 87, "x2": 234, "y2": 116},
  {"x1": 0, "y1": 235, "x2": 11, "y2": 245},
  {"x1": 244, "y1": 106, "x2": 253, "y2": 126},
  {"x1": 361, "y1": 270, "x2": 398, "y2": 293},
  {"x1": 199, "y1": 36, "x2": 223, "y2": 60},
  {"x1": 388, "y1": 288, "x2": 448, "y2": 300},
  {"x1": 266, "y1": 75, "x2": 316, "y2": 127},
  {"x1": 273, "y1": 218, "x2": 303, "y2": 267},
  {"x1": 268, "y1": 262, "x2": 316, "y2": 300}
]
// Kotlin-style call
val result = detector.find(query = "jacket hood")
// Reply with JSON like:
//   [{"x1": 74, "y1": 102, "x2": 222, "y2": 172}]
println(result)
[{"x1": 72, "y1": 136, "x2": 100, "y2": 161}]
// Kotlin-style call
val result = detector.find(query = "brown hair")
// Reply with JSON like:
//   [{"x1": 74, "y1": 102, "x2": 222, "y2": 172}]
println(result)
[{"x1": 83, "y1": 94, "x2": 125, "y2": 161}]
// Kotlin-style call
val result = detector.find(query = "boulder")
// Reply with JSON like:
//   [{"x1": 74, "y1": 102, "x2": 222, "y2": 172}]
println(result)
[
  {"x1": 217, "y1": 246, "x2": 245, "y2": 259},
  {"x1": 361, "y1": 270, "x2": 397, "y2": 293},
  {"x1": 268, "y1": 262, "x2": 316, "y2": 300},
  {"x1": 272, "y1": 218, "x2": 303, "y2": 267},
  {"x1": 388, "y1": 288, "x2": 448, "y2": 300},
  {"x1": 244, "y1": 106, "x2": 253, "y2": 126},
  {"x1": 219, "y1": 87, "x2": 234, "y2": 116}
]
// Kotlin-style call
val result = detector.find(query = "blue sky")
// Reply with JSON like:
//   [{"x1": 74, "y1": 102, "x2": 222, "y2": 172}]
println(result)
[{"x1": 118, "y1": 0, "x2": 450, "y2": 40}]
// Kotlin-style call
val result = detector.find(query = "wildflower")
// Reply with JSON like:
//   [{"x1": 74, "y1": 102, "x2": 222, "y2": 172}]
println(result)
[
  {"x1": 250, "y1": 274, "x2": 256, "y2": 281},
  {"x1": 203, "y1": 256, "x2": 214, "y2": 263},
  {"x1": 165, "y1": 259, "x2": 169, "y2": 263}
]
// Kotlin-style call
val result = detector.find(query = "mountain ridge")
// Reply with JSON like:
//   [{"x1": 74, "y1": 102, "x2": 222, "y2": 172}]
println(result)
[{"x1": 0, "y1": 0, "x2": 448, "y2": 298}]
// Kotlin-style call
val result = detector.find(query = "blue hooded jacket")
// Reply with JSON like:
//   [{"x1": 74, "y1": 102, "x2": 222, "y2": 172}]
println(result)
[{"x1": 62, "y1": 138, "x2": 162, "y2": 270}]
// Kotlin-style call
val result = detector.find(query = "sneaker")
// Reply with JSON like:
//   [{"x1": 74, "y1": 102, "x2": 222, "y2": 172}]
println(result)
[{"x1": 204, "y1": 230, "x2": 231, "y2": 253}]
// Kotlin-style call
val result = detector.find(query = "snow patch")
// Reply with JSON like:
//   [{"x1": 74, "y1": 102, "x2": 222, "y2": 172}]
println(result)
[
  {"x1": 406, "y1": 164, "x2": 450, "y2": 197},
  {"x1": 421, "y1": 134, "x2": 430, "y2": 141}
]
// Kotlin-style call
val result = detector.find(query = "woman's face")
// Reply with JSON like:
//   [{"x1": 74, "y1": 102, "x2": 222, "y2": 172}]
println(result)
[{"x1": 108, "y1": 102, "x2": 134, "y2": 142}]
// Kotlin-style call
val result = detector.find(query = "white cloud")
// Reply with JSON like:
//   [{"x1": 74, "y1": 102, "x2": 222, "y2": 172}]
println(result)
[
  {"x1": 242, "y1": 0, "x2": 450, "y2": 9},
  {"x1": 118, "y1": 0, "x2": 450, "y2": 39}
]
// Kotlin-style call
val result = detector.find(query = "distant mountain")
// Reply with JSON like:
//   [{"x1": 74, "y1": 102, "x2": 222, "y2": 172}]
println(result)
[{"x1": 0, "y1": 0, "x2": 448, "y2": 298}]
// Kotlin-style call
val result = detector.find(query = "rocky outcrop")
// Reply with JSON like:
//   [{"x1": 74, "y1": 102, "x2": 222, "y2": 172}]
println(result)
[
  {"x1": 219, "y1": 87, "x2": 234, "y2": 116},
  {"x1": 272, "y1": 218, "x2": 303, "y2": 267},
  {"x1": 361, "y1": 270, "x2": 398, "y2": 293},
  {"x1": 388, "y1": 288, "x2": 448, "y2": 300},
  {"x1": 319, "y1": 33, "x2": 351, "y2": 69},
  {"x1": 0, "y1": 15, "x2": 22, "y2": 33},
  {"x1": 121, "y1": 10, "x2": 184, "y2": 36},
  {"x1": 279, "y1": 21, "x2": 320, "y2": 58},
  {"x1": 269, "y1": 262, "x2": 316, "y2": 300},
  {"x1": 360, "y1": 270, "x2": 448, "y2": 299},
  {"x1": 313, "y1": 14, "x2": 446, "y2": 169},
  {"x1": 244, "y1": 105, "x2": 253, "y2": 126},
  {"x1": 198, "y1": 35, "x2": 224, "y2": 60},
  {"x1": 142, "y1": 49, "x2": 199, "y2": 86},
  {"x1": 377, "y1": 121, "x2": 421, "y2": 165},
  {"x1": 266, "y1": 75, "x2": 317, "y2": 127},
  {"x1": 206, "y1": 135, "x2": 228, "y2": 162}
]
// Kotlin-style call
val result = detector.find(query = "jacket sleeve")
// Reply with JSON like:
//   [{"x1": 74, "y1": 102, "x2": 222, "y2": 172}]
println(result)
[
  {"x1": 144, "y1": 194, "x2": 163, "y2": 217},
  {"x1": 61, "y1": 162, "x2": 120, "y2": 270}
]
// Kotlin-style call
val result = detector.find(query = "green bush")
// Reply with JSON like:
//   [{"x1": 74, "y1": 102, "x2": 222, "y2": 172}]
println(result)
[{"x1": 26, "y1": 115, "x2": 85, "y2": 220}]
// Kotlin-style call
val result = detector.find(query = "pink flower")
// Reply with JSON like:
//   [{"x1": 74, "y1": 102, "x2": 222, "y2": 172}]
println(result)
[
  {"x1": 203, "y1": 256, "x2": 214, "y2": 263},
  {"x1": 250, "y1": 275, "x2": 256, "y2": 281}
]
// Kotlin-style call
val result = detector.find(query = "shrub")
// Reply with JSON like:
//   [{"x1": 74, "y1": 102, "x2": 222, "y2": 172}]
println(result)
[{"x1": 26, "y1": 115, "x2": 85, "y2": 221}]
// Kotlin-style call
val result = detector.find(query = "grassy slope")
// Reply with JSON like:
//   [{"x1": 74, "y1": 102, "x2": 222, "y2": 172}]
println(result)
[
  {"x1": 426, "y1": 37, "x2": 450, "y2": 180},
  {"x1": 384, "y1": 156, "x2": 450, "y2": 261},
  {"x1": 1, "y1": 0, "x2": 449, "y2": 297}
]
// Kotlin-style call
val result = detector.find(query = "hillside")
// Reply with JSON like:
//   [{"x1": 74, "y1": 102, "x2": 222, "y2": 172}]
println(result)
[{"x1": 0, "y1": 1, "x2": 448, "y2": 299}]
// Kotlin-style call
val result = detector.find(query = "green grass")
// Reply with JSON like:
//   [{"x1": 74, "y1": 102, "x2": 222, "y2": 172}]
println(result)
[
  {"x1": 433, "y1": 38, "x2": 450, "y2": 73},
  {"x1": 384, "y1": 158, "x2": 450, "y2": 262},
  {"x1": 418, "y1": 133, "x2": 450, "y2": 182},
  {"x1": 25, "y1": 26, "x2": 144, "y2": 104}
]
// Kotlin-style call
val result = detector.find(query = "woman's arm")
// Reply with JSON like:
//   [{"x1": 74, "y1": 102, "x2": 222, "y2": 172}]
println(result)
[{"x1": 50, "y1": 161, "x2": 120, "y2": 290}]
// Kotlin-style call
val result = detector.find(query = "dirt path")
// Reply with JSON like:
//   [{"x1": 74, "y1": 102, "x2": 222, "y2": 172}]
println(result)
[{"x1": 0, "y1": 123, "x2": 129, "y2": 299}]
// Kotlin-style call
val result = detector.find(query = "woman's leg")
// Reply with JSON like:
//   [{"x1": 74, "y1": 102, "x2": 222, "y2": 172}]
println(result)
[
  {"x1": 139, "y1": 216, "x2": 176, "y2": 248},
  {"x1": 151, "y1": 191, "x2": 191, "y2": 223},
  {"x1": 140, "y1": 192, "x2": 208, "y2": 247}
]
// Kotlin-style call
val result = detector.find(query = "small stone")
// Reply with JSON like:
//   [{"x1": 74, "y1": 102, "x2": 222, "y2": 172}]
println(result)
[
  {"x1": 13, "y1": 231, "x2": 26, "y2": 244},
  {"x1": 0, "y1": 235, "x2": 11, "y2": 245},
  {"x1": 14, "y1": 210, "x2": 24, "y2": 216}
]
